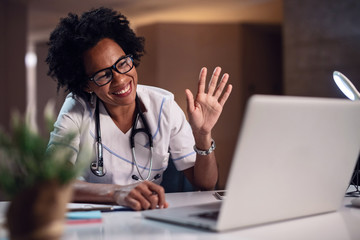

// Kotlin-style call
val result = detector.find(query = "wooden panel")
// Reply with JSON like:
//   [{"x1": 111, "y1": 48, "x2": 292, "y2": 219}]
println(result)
[
  {"x1": 137, "y1": 23, "x2": 282, "y2": 189},
  {"x1": 0, "y1": 0, "x2": 27, "y2": 132}
]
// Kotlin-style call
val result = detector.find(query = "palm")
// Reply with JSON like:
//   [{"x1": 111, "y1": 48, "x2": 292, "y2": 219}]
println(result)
[{"x1": 186, "y1": 67, "x2": 232, "y2": 136}]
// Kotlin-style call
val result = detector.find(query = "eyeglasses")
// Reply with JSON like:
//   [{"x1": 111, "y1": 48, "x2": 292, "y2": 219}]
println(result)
[{"x1": 89, "y1": 54, "x2": 134, "y2": 87}]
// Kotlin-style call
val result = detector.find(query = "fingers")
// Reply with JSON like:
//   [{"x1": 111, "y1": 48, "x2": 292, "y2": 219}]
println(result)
[
  {"x1": 208, "y1": 67, "x2": 222, "y2": 96},
  {"x1": 185, "y1": 89, "x2": 195, "y2": 113},
  {"x1": 198, "y1": 67, "x2": 207, "y2": 94},
  {"x1": 147, "y1": 181, "x2": 166, "y2": 209},
  {"x1": 123, "y1": 181, "x2": 167, "y2": 211},
  {"x1": 199, "y1": 66, "x2": 231, "y2": 101},
  {"x1": 213, "y1": 73, "x2": 229, "y2": 99},
  {"x1": 214, "y1": 73, "x2": 232, "y2": 107},
  {"x1": 219, "y1": 84, "x2": 233, "y2": 106}
]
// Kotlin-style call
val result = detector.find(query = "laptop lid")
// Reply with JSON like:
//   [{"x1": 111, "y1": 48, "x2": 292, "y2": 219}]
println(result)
[{"x1": 143, "y1": 95, "x2": 360, "y2": 231}]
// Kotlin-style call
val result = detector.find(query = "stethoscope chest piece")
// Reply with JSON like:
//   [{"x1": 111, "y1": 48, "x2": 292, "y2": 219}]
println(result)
[
  {"x1": 90, "y1": 98, "x2": 107, "y2": 177},
  {"x1": 91, "y1": 161, "x2": 106, "y2": 177}
]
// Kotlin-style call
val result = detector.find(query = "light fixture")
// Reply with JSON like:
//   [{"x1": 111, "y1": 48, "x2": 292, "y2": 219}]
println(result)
[
  {"x1": 25, "y1": 52, "x2": 37, "y2": 68},
  {"x1": 333, "y1": 71, "x2": 360, "y2": 101},
  {"x1": 333, "y1": 70, "x2": 360, "y2": 196}
]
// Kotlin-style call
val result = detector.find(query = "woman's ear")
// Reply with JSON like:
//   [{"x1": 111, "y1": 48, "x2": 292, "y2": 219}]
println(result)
[
  {"x1": 85, "y1": 87, "x2": 95, "y2": 106},
  {"x1": 84, "y1": 85, "x2": 93, "y2": 94}
]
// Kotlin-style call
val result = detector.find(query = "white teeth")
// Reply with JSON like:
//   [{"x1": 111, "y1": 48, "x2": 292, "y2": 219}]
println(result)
[{"x1": 114, "y1": 84, "x2": 130, "y2": 95}]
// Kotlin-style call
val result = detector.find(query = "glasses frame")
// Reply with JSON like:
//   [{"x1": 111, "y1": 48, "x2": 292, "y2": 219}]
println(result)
[{"x1": 88, "y1": 54, "x2": 134, "y2": 87}]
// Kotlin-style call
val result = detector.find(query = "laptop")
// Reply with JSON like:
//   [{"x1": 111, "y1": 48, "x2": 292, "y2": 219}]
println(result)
[{"x1": 142, "y1": 95, "x2": 360, "y2": 231}]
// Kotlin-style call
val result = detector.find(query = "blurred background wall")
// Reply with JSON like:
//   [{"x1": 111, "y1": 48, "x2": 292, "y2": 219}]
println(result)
[
  {"x1": 0, "y1": 0, "x2": 27, "y2": 132},
  {"x1": 284, "y1": 1, "x2": 360, "y2": 97},
  {"x1": 1, "y1": 0, "x2": 360, "y2": 189}
]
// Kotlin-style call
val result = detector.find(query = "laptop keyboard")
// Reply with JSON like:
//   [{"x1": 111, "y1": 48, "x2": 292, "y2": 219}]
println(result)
[{"x1": 195, "y1": 211, "x2": 219, "y2": 220}]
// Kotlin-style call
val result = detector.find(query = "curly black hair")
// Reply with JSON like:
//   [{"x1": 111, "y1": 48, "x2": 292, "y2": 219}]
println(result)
[{"x1": 46, "y1": 7, "x2": 145, "y2": 99}]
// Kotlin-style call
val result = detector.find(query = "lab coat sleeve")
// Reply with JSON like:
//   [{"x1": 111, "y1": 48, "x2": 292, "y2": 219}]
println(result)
[
  {"x1": 167, "y1": 98, "x2": 196, "y2": 171},
  {"x1": 47, "y1": 94, "x2": 88, "y2": 165}
]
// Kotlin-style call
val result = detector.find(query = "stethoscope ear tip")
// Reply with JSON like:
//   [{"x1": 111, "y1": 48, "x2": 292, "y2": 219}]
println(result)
[
  {"x1": 132, "y1": 173, "x2": 161, "y2": 182},
  {"x1": 132, "y1": 175, "x2": 140, "y2": 181}
]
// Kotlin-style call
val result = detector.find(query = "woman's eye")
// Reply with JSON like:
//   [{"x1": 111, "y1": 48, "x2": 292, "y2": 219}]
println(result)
[
  {"x1": 95, "y1": 70, "x2": 112, "y2": 81},
  {"x1": 104, "y1": 71, "x2": 112, "y2": 78},
  {"x1": 118, "y1": 60, "x2": 127, "y2": 68}
]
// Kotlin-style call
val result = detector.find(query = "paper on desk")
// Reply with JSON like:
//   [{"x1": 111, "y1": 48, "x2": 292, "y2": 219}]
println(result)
[{"x1": 67, "y1": 203, "x2": 127, "y2": 212}]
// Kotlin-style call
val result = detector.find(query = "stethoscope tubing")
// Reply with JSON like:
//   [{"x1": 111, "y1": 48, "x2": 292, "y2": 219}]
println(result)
[
  {"x1": 131, "y1": 146, "x2": 153, "y2": 181},
  {"x1": 90, "y1": 95, "x2": 154, "y2": 181}
]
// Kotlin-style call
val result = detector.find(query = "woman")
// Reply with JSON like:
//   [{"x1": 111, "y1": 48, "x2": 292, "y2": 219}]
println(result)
[{"x1": 47, "y1": 7, "x2": 232, "y2": 211}]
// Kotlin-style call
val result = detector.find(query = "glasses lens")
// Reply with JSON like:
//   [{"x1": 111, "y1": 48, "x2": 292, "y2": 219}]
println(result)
[
  {"x1": 93, "y1": 69, "x2": 112, "y2": 86},
  {"x1": 90, "y1": 55, "x2": 133, "y2": 86},
  {"x1": 115, "y1": 56, "x2": 133, "y2": 74}
]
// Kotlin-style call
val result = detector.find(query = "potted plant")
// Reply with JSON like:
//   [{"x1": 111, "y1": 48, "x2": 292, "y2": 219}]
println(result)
[{"x1": 0, "y1": 110, "x2": 88, "y2": 240}]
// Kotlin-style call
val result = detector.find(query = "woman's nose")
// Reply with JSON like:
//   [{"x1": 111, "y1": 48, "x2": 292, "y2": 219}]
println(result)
[{"x1": 111, "y1": 70, "x2": 127, "y2": 84}]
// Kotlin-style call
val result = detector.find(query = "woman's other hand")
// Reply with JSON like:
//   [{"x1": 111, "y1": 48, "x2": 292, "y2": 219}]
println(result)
[{"x1": 113, "y1": 181, "x2": 169, "y2": 211}]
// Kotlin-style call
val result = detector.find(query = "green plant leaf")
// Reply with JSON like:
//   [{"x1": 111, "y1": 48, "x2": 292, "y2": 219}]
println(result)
[{"x1": 0, "y1": 112, "x2": 90, "y2": 198}]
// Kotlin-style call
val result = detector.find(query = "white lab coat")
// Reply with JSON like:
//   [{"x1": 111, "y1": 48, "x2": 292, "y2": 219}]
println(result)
[{"x1": 48, "y1": 85, "x2": 196, "y2": 185}]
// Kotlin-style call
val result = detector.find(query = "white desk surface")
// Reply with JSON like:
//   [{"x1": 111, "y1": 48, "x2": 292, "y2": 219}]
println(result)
[{"x1": 1, "y1": 190, "x2": 360, "y2": 240}]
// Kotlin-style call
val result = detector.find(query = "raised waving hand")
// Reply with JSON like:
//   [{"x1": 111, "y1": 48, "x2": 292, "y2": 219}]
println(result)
[{"x1": 185, "y1": 67, "x2": 232, "y2": 137}]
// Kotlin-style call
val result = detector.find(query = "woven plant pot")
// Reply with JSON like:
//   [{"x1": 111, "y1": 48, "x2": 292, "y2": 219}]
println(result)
[{"x1": 6, "y1": 180, "x2": 73, "y2": 240}]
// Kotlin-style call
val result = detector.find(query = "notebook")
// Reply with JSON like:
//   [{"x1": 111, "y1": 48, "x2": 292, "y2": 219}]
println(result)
[{"x1": 142, "y1": 95, "x2": 360, "y2": 231}]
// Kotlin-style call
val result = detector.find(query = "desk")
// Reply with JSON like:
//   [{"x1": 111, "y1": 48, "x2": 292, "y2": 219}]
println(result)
[{"x1": 1, "y1": 191, "x2": 360, "y2": 240}]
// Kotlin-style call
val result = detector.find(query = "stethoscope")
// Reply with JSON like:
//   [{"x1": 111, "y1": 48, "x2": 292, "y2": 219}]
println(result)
[{"x1": 90, "y1": 95, "x2": 161, "y2": 181}]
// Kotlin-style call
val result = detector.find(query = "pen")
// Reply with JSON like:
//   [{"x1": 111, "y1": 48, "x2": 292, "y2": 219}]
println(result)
[
  {"x1": 68, "y1": 206, "x2": 114, "y2": 212},
  {"x1": 68, "y1": 205, "x2": 133, "y2": 212}
]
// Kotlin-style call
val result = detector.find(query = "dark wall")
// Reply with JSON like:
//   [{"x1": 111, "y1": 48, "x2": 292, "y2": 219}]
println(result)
[
  {"x1": 35, "y1": 41, "x2": 67, "y2": 139},
  {"x1": 284, "y1": 0, "x2": 360, "y2": 97},
  {"x1": 0, "y1": 0, "x2": 27, "y2": 132}
]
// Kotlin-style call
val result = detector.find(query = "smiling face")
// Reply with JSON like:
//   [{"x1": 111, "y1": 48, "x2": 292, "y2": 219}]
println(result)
[{"x1": 84, "y1": 38, "x2": 138, "y2": 114}]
